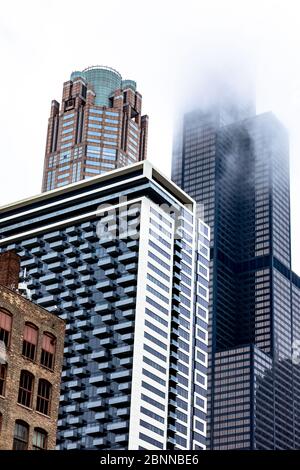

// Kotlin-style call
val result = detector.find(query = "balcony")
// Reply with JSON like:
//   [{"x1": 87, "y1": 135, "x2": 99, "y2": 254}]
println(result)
[
  {"x1": 41, "y1": 250, "x2": 63, "y2": 263},
  {"x1": 114, "y1": 297, "x2": 135, "y2": 310},
  {"x1": 86, "y1": 424, "x2": 103, "y2": 435},
  {"x1": 65, "y1": 380, "x2": 83, "y2": 391},
  {"x1": 87, "y1": 399, "x2": 105, "y2": 411},
  {"x1": 74, "y1": 343, "x2": 91, "y2": 354},
  {"x1": 62, "y1": 429, "x2": 79, "y2": 440},
  {"x1": 106, "y1": 245, "x2": 121, "y2": 257},
  {"x1": 99, "y1": 337, "x2": 117, "y2": 348},
  {"x1": 105, "y1": 267, "x2": 121, "y2": 279},
  {"x1": 102, "y1": 313, "x2": 116, "y2": 325},
  {"x1": 65, "y1": 403, "x2": 81, "y2": 414},
  {"x1": 93, "y1": 326, "x2": 110, "y2": 338},
  {"x1": 118, "y1": 252, "x2": 137, "y2": 263},
  {"x1": 89, "y1": 374, "x2": 106, "y2": 386},
  {"x1": 22, "y1": 237, "x2": 40, "y2": 248},
  {"x1": 69, "y1": 391, "x2": 87, "y2": 402},
  {"x1": 70, "y1": 332, "x2": 88, "y2": 343},
  {"x1": 103, "y1": 290, "x2": 119, "y2": 301},
  {"x1": 111, "y1": 345, "x2": 133, "y2": 357},
  {"x1": 40, "y1": 273, "x2": 60, "y2": 285},
  {"x1": 123, "y1": 285, "x2": 136, "y2": 296},
  {"x1": 47, "y1": 283, "x2": 63, "y2": 294},
  {"x1": 77, "y1": 319, "x2": 92, "y2": 331},
  {"x1": 117, "y1": 273, "x2": 137, "y2": 286},
  {"x1": 48, "y1": 261, "x2": 66, "y2": 273},
  {"x1": 68, "y1": 257, "x2": 80, "y2": 268},
  {"x1": 91, "y1": 350, "x2": 108, "y2": 362},
  {"x1": 82, "y1": 252, "x2": 97, "y2": 264},
  {"x1": 74, "y1": 309, "x2": 89, "y2": 320},
  {"x1": 62, "y1": 268, "x2": 76, "y2": 279},
  {"x1": 77, "y1": 297, "x2": 95, "y2": 308},
  {"x1": 69, "y1": 356, "x2": 87, "y2": 366},
  {"x1": 78, "y1": 264, "x2": 93, "y2": 275},
  {"x1": 79, "y1": 242, "x2": 92, "y2": 253},
  {"x1": 49, "y1": 240, "x2": 68, "y2": 252},
  {"x1": 65, "y1": 279, "x2": 80, "y2": 289},
  {"x1": 107, "y1": 395, "x2": 129, "y2": 407},
  {"x1": 113, "y1": 321, "x2": 133, "y2": 333},
  {"x1": 68, "y1": 235, "x2": 82, "y2": 246},
  {"x1": 107, "y1": 421, "x2": 128, "y2": 432},
  {"x1": 73, "y1": 366, "x2": 90, "y2": 378},
  {"x1": 126, "y1": 240, "x2": 139, "y2": 252},
  {"x1": 98, "y1": 256, "x2": 116, "y2": 269},
  {"x1": 126, "y1": 262, "x2": 138, "y2": 273},
  {"x1": 116, "y1": 407, "x2": 130, "y2": 418},
  {"x1": 109, "y1": 370, "x2": 131, "y2": 382},
  {"x1": 44, "y1": 230, "x2": 64, "y2": 242},
  {"x1": 96, "y1": 279, "x2": 114, "y2": 291},
  {"x1": 81, "y1": 274, "x2": 96, "y2": 285},
  {"x1": 94, "y1": 302, "x2": 112, "y2": 313},
  {"x1": 36, "y1": 295, "x2": 57, "y2": 307}
]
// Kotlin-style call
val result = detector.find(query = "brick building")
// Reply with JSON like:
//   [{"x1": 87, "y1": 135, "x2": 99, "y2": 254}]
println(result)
[
  {"x1": 0, "y1": 251, "x2": 65, "y2": 450},
  {"x1": 42, "y1": 65, "x2": 149, "y2": 191}
]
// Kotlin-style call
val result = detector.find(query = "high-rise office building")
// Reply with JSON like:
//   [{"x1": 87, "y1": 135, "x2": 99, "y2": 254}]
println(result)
[
  {"x1": 172, "y1": 107, "x2": 300, "y2": 449},
  {"x1": 0, "y1": 251, "x2": 65, "y2": 450},
  {"x1": 0, "y1": 161, "x2": 210, "y2": 450},
  {"x1": 42, "y1": 66, "x2": 148, "y2": 192}
]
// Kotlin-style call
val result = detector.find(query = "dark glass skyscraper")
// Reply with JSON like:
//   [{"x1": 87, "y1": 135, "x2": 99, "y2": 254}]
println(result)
[{"x1": 172, "y1": 105, "x2": 300, "y2": 449}]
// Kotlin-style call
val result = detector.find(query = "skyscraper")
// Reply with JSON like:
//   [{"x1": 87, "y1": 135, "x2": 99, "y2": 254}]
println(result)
[
  {"x1": 172, "y1": 107, "x2": 300, "y2": 449},
  {"x1": 42, "y1": 66, "x2": 148, "y2": 192},
  {"x1": 0, "y1": 161, "x2": 209, "y2": 450}
]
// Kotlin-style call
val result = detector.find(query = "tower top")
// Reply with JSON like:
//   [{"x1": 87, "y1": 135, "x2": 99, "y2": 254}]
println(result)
[{"x1": 70, "y1": 66, "x2": 136, "y2": 106}]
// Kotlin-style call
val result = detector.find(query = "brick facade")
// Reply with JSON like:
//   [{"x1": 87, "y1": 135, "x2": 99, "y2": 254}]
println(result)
[{"x1": 0, "y1": 254, "x2": 65, "y2": 450}]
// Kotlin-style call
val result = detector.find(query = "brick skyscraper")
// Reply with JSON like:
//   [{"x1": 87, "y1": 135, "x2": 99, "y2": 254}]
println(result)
[{"x1": 42, "y1": 66, "x2": 148, "y2": 192}]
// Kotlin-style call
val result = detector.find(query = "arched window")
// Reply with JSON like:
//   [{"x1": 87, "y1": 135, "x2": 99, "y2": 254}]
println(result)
[
  {"x1": 18, "y1": 370, "x2": 34, "y2": 408},
  {"x1": 0, "y1": 309, "x2": 12, "y2": 347},
  {"x1": 22, "y1": 322, "x2": 38, "y2": 361},
  {"x1": 0, "y1": 363, "x2": 7, "y2": 396},
  {"x1": 13, "y1": 420, "x2": 29, "y2": 450},
  {"x1": 32, "y1": 428, "x2": 48, "y2": 450},
  {"x1": 36, "y1": 379, "x2": 52, "y2": 416},
  {"x1": 40, "y1": 333, "x2": 56, "y2": 370}
]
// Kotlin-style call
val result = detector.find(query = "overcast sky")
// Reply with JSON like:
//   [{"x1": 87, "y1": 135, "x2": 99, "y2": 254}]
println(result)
[{"x1": 1, "y1": 0, "x2": 300, "y2": 270}]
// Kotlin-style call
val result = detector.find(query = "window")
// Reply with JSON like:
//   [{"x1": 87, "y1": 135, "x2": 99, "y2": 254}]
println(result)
[
  {"x1": 36, "y1": 379, "x2": 52, "y2": 416},
  {"x1": 22, "y1": 323, "x2": 38, "y2": 361},
  {"x1": 13, "y1": 420, "x2": 29, "y2": 450},
  {"x1": 0, "y1": 364, "x2": 7, "y2": 396},
  {"x1": 0, "y1": 412, "x2": 2, "y2": 434},
  {"x1": 32, "y1": 428, "x2": 48, "y2": 450},
  {"x1": 18, "y1": 370, "x2": 34, "y2": 408},
  {"x1": 0, "y1": 309, "x2": 12, "y2": 347},
  {"x1": 41, "y1": 333, "x2": 56, "y2": 370}
]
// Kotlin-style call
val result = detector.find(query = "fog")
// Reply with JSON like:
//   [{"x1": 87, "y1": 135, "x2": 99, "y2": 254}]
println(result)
[{"x1": 0, "y1": 0, "x2": 300, "y2": 270}]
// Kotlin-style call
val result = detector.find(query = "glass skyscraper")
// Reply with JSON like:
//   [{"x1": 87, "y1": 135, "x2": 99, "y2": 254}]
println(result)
[
  {"x1": 172, "y1": 106, "x2": 300, "y2": 449},
  {"x1": 0, "y1": 161, "x2": 209, "y2": 450}
]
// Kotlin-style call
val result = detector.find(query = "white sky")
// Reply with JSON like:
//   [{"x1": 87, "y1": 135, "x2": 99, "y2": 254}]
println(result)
[{"x1": 1, "y1": 0, "x2": 300, "y2": 271}]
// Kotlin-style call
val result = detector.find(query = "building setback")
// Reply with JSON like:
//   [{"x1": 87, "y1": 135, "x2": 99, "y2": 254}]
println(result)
[
  {"x1": 0, "y1": 161, "x2": 209, "y2": 450},
  {"x1": 172, "y1": 108, "x2": 300, "y2": 449},
  {"x1": 0, "y1": 251, "x2": 65, "y2": 450},
  {"x1": 42, "y1": 66, "x2": 148, "y2": 192}
]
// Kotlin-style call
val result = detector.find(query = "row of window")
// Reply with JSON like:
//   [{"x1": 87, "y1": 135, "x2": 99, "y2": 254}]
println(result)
[
  {"x1": 0, "y1": 417, "x2": 47, "y2": 450},
  {"x1": 0, "y1": 309, "x2": 56, "y2": 370},
  {"x1": 0, "y1": 366, "x2": 52, "y2": 416}
]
